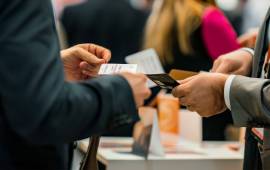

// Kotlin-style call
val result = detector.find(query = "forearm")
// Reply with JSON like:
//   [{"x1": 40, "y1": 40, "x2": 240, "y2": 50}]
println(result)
[
  {"x1": 1, "y1": 64, "x2": 137, "y2": 144},
  {"x1": 0, "y1": 0, "x2": 138, "y2": 145}
]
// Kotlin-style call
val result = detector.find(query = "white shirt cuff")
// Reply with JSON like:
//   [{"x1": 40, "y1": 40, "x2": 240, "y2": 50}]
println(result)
[
  {"x1": 241, "y1": 48, "x2": 255, "y2": 56},
  {"x1": 224, "y1": 75, "x2": 236, "y2": 110}
]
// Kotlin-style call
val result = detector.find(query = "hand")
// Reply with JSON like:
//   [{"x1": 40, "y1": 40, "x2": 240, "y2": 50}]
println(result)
[
  {"x1": 61, "y1": 44, "x2": 111, "y2": 81},
  {"x1": 237, "y1": 28, "x2": 259, "y2": 48},
  {"x1": 120, "y1": 72, "x2": 151, "y2": 107},
  {"x1": 172, "y1": 73, "x2": 229, "y2": 117},
  {"x1": 212, "y1": 49, "x2": 252, "y2": 76}
]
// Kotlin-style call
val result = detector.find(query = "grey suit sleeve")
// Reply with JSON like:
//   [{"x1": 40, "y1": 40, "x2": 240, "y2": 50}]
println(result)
[
  {"x1": 230, "y1": 76, "x2": 270, "y2": 127},
  {"x1": 0, "y1": 0, "x2": 138, "y2": 144}
]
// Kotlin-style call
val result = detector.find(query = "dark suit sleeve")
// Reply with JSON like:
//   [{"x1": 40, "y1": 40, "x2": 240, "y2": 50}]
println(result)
[{"x1": 0, "y1": 0, "x2": 138, "y2": 144}]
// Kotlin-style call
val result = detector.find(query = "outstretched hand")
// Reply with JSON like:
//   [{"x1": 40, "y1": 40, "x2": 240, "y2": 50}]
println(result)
[{"x1": 61, "y1": 44, "x2": 111, "y2": 81}]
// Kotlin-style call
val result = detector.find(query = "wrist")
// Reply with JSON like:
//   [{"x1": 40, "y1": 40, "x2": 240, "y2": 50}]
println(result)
[
  {"x1": 241, "y1": 47, "x2": 254, "y2": 57},
  {"x1": 217, "y1": 73, "x2": 229, "y2": 110}
]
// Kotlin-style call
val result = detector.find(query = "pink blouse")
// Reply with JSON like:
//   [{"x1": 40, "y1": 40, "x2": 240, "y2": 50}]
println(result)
[{"x1": 201, "y1": 7, "x2": 240, "y2": 60}]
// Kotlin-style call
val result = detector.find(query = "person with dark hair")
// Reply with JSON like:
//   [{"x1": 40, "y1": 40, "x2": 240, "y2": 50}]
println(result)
[{"x1": 61, "y1": 0, "x2": 151, "y2": 63}]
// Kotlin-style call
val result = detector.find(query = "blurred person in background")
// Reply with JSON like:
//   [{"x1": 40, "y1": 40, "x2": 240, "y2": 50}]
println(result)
[
  {"x1": 0, "y1": 0, "x2": 151, "y2": 170},
  {"x1": 52, "y1": 0, "x2": 85, "y2": 18},
  {"x1": 61, "y1": 0, "x2": 152, "y2": 64},
  {"x1": 144, "y1": 0, "x2": 240, "y2": 140},
  {"x1": 172, "y1": 7, "x2": 270, "y2": 169},
  {"x1": 60, "y1": 0, "x2": 153, "y2": 137}
]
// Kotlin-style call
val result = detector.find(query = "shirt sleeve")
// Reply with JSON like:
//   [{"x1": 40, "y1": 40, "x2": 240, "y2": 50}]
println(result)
[
  {"x1": 224, "y1": 48, "x2": 254, "y2": 110},
  {"x1": 201, "y1": 7, "x2": 240, "y2": 60},
  {"x1": 224, "y1": 75, "x2": 236, "y2": 110}
]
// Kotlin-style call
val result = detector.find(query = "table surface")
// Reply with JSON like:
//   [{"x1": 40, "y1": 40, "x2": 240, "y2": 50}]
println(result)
[{"x1": 79, "y1": 137, "x2": 244, "y2": 163}]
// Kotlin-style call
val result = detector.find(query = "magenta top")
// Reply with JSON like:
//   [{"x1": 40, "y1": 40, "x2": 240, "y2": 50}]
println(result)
[{"x1": 201, "y1": 7, "x2": 240, "y2": 60}]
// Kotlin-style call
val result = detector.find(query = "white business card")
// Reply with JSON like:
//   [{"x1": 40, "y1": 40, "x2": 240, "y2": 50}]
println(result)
[
  {"x1": 125, "y1": 49, "x2": 164, "y2": 74},
  {"x1": 125, "y1": 49, "x2": 165, "y2": 87},
  {"x1": 98, "y1": 64, "x2": 138, "y2": 75}
]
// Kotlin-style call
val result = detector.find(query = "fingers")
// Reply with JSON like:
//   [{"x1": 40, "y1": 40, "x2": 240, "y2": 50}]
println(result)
[
  {"x1": 79, "y1": 61, "x2": 99, "y2": 71},
  {"x1": 137, "y1": 81, "x2": 151, "y2": 107},
  {"x1": 172, "y1": 83, "x2": 190, "y2": 99},
  {"x1": 76, "y1": 48, "x2": 106, "y2": 65},
  {"x1": 79, "y1": 61, "x2": 91, "y2": 70},
  {"x1": 212, "y1": 57, "x2": 233, "y2": 74},
  {"x1": 79, "y1": 61, "x2": 99, "y2": 77},
  {"x1": 211, "y1": 58, "x2": 221, "y2": 72},
  {"x1": 214, "y1": 62, "x2": 231, "y2": 73},
  {"x1": 77, "y1": 44, "x2": 111, "y2": 63},
  {"x1": 173, "y1": 87, "x2": 195, "y2": 112},
  {"x1": 186, "y1": 105, "x2": 196, "y2": 112},
  {"x1": 237, "y1": 34, "x2": 250, "y2": 47},
  {"x1": 237, "y1": 28, "x2": 258, "y2": 48},
  {"x1": 212, "y1": 57, "x2": 231, "y2": 73},
  {"x1": 137, "y1": 73, "x2": 151, "y2": 100},
  {"x1": 179, "y1": 96, "x2": 190, "y2": 106},
  {"x1": 120, "y1": 72, "x2": 151, "y2": 107},
  {"x1": 172, "y1": 74, "x2": 194, "y2": 98},
  {"x1": 89, "y1": 44, "x2": 111, "y2": 63}
]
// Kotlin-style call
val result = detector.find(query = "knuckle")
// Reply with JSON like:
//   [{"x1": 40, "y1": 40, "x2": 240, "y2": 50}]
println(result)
[
  {"x1": 75, "y1": 48, "x2": 83, "y2": 55},
  {"x1": 213, "y1": 59, "x2": 219, "y2": 65},
  {"x1": 222, "y1": 58, "x2": 231, "y2": 65}
]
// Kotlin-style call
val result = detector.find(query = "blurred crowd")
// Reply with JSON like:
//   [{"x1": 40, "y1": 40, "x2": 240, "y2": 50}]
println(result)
[
  {"x1": 52, "y1": 0, "x2": 270, "y2": 62},
  {"x1": 50, "y1": 0, "x2": 270, "y2": 141}
]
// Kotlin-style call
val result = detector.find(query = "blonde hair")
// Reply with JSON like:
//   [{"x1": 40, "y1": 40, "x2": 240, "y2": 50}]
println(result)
[{"x1": 144, "y1": 0, "x2": 216, "y2": 64}]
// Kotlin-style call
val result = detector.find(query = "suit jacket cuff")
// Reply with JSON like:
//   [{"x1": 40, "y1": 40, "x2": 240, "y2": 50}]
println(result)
[
  {"x1": 229, "y1": 76, "x2": 269, "y2": 127},
  {"x1": 85, "y1": 75, "x2": 139, "y2": 133},
  {"x1": 107, "y1": 76, "x2": 139, "y2": 129}
]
